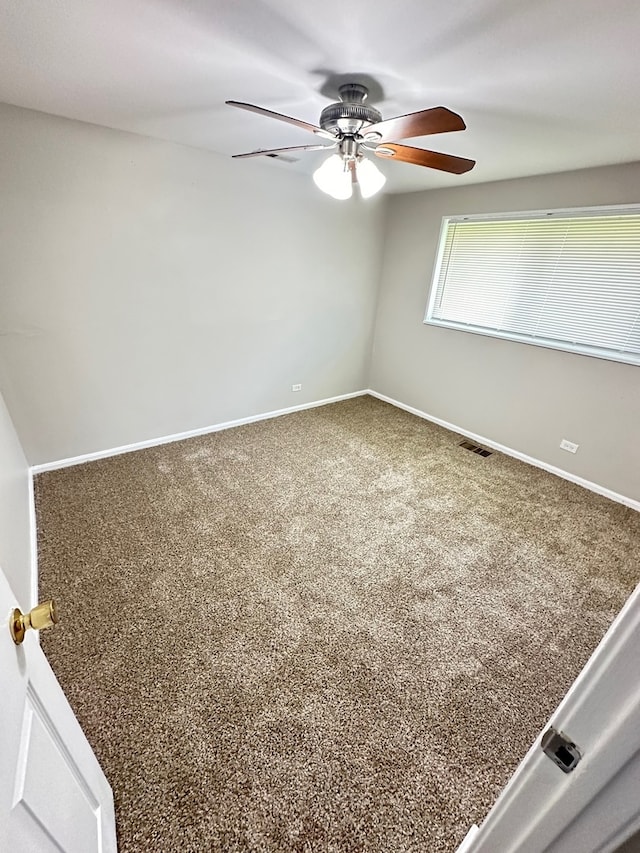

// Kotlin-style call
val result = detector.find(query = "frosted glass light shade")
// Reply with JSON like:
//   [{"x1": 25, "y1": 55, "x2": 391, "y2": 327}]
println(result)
[
  {"x1": 357, "y1": 158, "x2": 386, "y2": 198},
  {"x1": 313, "y1": 155, "x2": 352, "y2": 200}
]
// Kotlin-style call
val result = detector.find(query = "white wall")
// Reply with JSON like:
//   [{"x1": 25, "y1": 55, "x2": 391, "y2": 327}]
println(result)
[
  {"x1": 0, "y1": 103, "x2": 385, "y2": 464},
  {"x1": 2, "y1": 102, "x2": 638, "y2": 505},
  {"x1": 0, "y1": 387, "x2": 32, "y2": 608},
  {"x1": 370, "y1": 162, "x2": 640, "y2": 503}
]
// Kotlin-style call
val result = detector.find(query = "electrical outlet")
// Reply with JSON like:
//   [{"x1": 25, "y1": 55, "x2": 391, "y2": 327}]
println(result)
[
  {"x1": 291, "y1": 384, "x2": 302, "y2": 392},
  {"x1": 560, "y1": 439, "x2": 579, "y2": 454}
]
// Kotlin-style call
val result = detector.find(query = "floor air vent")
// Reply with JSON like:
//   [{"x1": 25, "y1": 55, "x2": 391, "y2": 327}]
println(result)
[{"x1": 459, "y1": 440, "x2": 493, "y2": 457}]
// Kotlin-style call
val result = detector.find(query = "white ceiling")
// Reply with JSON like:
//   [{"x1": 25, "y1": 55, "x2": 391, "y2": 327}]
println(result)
[{"x1": 1, "y1": 0, "x2": 639, "y2": 193}]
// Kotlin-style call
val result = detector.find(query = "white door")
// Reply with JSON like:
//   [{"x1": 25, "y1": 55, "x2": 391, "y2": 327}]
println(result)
[
  {"x1": 459, "y1": 580, "x2": 640, "y2": 853},
  {"x1": 0, "y1": 566, "x2": 117, "y2": 851}
]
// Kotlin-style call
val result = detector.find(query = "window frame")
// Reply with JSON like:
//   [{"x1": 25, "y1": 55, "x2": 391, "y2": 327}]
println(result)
[{"x1": 424, "y1": 203, "x2": 640, "y2": 367}]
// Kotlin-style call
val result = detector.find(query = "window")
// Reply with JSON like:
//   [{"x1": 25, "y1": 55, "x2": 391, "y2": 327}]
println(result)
[{"x1": 425, "y1": 206, "x2": 640, "y2": 366}]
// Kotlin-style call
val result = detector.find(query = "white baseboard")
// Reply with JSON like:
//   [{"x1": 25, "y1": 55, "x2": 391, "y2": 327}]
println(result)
[
  {"x1": 27, "y1": 468, "x2": 39, "y2": 613},
  {"x1": 367, "y1": 389, "x2": 640, "y2": 513},
  {"x1": 30, "y1": 390, "x2": 369, "y2": 474},
  {"x1": 456, "y1": 825, "x2": 479, "y2": 852},
  {"x1": 26, "y1": 385, "x2": 638, "y2": 606}
]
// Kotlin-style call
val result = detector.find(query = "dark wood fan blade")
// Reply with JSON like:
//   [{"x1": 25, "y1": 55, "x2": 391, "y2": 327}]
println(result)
[
  {"x1": 226, "y1": 101, "x2": 335, "y2": 140},
  {"x1": 374, "y1": 143, "x2": 475, "y2": 174},
  {"x1": 232, "y1": 144, "x2": 334, "y2": 159},
  {"x1": 365, "y1": 107, "x2": 466, "y2": 141}
]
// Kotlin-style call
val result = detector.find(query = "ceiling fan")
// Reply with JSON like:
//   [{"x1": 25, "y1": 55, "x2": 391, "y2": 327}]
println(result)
[{"x1": 226, "y1": 83, "x2": 475, "y2": 199}]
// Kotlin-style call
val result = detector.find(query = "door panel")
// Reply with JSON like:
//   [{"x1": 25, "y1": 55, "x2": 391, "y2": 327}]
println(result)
[
  {"x1": 1, "y1": 567, "x2": 116, "y2": 852},
  {"x1": 461, "y1": 581, "x2": 640, "y2": 853}
]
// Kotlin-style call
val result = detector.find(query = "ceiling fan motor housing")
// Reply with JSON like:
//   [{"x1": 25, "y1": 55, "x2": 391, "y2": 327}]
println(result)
[{"x1": 320, "y1": 83, "x2": 382, "y2": 136}]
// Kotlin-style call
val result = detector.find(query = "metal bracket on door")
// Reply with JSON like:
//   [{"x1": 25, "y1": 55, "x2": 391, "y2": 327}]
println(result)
[{"x1": 541, "y1": 727, "x2": 582, "y2": 773}]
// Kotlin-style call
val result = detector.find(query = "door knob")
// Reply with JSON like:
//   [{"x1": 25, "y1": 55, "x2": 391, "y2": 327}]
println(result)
[{"x1": 10, "y1": 600, "x2": 59, "y2": 645}]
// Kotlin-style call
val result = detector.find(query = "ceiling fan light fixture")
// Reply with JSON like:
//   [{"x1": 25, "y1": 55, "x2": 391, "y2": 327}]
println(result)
[
  {"x1": 227, "y1": 84, "x2": 475, "y2": 187},
  {"x1": 356, "y1": 157, "x2": 386, "y2": 198},
  {"x1": 313, "y1": 154, "x2": 352, "y2": 200}
]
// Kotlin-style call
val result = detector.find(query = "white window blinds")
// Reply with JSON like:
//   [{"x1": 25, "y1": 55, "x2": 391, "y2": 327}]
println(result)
[{"x1": 426, "y1": 208, "x2": 640, "y2": 366}]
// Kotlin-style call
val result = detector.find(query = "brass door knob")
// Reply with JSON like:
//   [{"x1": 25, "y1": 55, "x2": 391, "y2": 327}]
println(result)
[{"x1": 10, "y1": 600, "x2": 59, "y2": 645}]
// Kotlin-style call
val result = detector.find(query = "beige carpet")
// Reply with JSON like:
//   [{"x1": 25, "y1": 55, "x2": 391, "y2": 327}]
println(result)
[{"x1": 36, "y1": 396, "x2": 640, "y2": 852}]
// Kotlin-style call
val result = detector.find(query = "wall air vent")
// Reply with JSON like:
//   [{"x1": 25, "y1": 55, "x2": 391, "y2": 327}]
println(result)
[{"x1": 459, "y1": 440, "x2": 493, "y2": 457}]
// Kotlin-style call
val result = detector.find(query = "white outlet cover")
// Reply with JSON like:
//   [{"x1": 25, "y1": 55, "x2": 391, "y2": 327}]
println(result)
[
  {"x1": 560, "y1": 439, "x2": 579, "y2": 453},
  {"x1": 291, "y1": 384, "x2": 302, "y2": 392}
]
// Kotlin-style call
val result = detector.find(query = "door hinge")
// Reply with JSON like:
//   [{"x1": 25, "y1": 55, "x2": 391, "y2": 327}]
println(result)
[{"x1": 541, "y1": 727, "x2": 582, "y2": 773}]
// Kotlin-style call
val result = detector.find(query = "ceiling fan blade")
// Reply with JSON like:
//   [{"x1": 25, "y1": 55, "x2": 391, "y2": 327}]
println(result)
[
  {"x1": 226, "y1": 101, "x2": 335, "y2": 140},
  {"x1": 232, "y1": 144, "x2": 335, "y2": 159},
  {"x1": 374, "y1": 143, "x2": 475, "y2": 174},
  {"x1": 365, "y1": 107, "x2": 466, "y2": 142}
]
